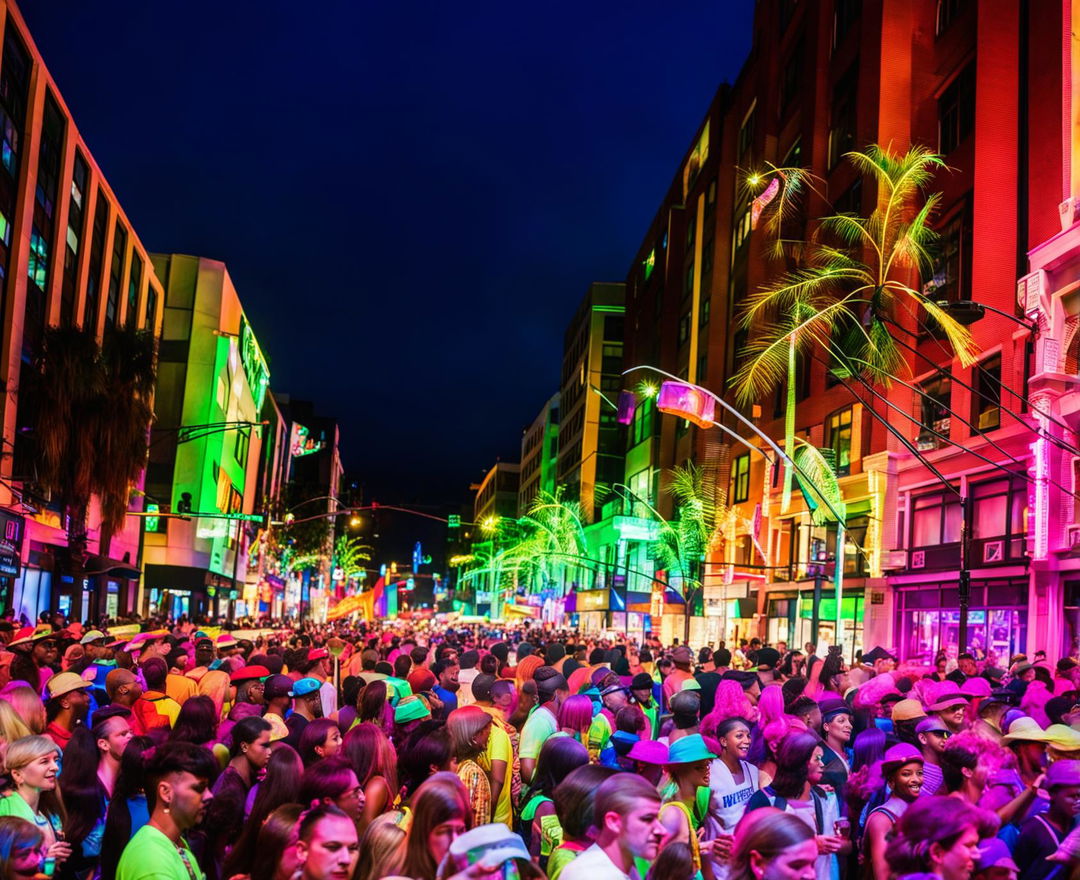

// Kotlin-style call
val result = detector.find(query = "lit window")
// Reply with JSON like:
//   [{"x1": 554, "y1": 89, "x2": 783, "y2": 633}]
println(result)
[
  {"x1": 731, "y1": 454, "x2": 751, "y2": 504},
  {"x1": 939, "y1": 63, "x2": 975, "y2": 155},
  {"x1": 825, "y1": 408, "x2": 853, "y2": 476},
  {"x1": 971, "y1": 355, "x2": 1001, "y2": 433}
]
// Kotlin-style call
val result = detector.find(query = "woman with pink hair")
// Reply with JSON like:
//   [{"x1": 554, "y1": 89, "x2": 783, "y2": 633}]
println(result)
[
  {"x1": 885, "y1": 796, "x2": 998, "y2": 880},
  {"x1": 557, "y1": 694, "x2": 594, "y2": 744},
  {"x1": 702, "y1": 681, "x2": 757, "y2": 737}
]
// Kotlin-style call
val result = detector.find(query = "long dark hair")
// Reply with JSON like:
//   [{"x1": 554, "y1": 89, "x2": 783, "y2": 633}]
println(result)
[
  {"x1": 524, "y1": 736, "x2": 588, "y2": 802},
  {"x1": 223, "y1": 745, "x2": 304, "y2": 878},
  {"x1": 249, "y1": 804, "x2": 303, "y2": 880},
  {"x1": 402, "y1": 772, "x2": 470, "y2": 880},
  {"x1": 358, "y1": 681, "x2": 390, "y2": 733},
  {"x1": 168, "y1": 695, "x2": 218, "y2": 745},
  {"x1": 100, "y1": 736, "x2": 154, "y2": 880},
  {"x1": 771, "y1": 731, "x2": 823, "y2": 799},
  {"x1": 298, "y1": 719, "x2": 340, "y2": 766},
  {"x1": 60, "y1": 726, "x2": 107, "y2": 846},
  {"x1": 343, "y1": 722, "x2": 398, "y2": 793},
  {"x1": 398, "y1": 722, "x2": 452, "y2": 798}
]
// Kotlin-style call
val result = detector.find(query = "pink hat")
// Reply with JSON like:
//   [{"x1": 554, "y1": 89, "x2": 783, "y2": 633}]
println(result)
[
  {"x1": 928, "y1": 680, "x2": 969, "y2": 712},
  {"x1": 627, "y1": 739, "x2": 669, "y2": 765},
  {"x1": 881, "y1": 742, "x2": 924, "y2": 775}
]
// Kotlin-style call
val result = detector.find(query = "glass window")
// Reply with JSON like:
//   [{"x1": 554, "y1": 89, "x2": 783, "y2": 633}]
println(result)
[
  {"x1": 972, "y1": 355, "x2": 1001, "y2": 433},
  {"x1": 939, "y1": 63, "x2": 976, "y2": 155},
  {"x1": 829, "y1": 63, "x2": 858, "y2": 169},
  {"x1": 731, "y1": 454, "x2": 751, "y2": 504},
  {"x1": 929, "y1": 207, "x2": 973, "y2": 304},
  {"x1": 971, "y1": 477, "x2": 1026, "y2": 543},
  {"x1": 738, "y1": 107, "x2": 755, "y2": 162},
  {"x1": 911, "y1": 490, "x2": 962, "y2": 548},
  {"x1": 126, "y1": 253, "x2": 143, "y2": 329},
  {"x1": 780, "y1": 38, "x2": 803, "y2": 118},
  {"x1": 917, "y1": 374, "x2": 951, "y2": 449},
  {"x1": 61, "y1": 151, "x2": 89, "y2": 327},
  {"x1": 732, "y1": 203, "x2": 751, "y2": 255},
  {"x1": 105, "y1": 221, "x2": 127, "y2": 328},
  {"x1": 630, "y1": 396, "x2": 655, "y2": 447},
  {"x1": 825, "y1": 408, "x2": 853, "y2": 476},
  {"x1": 26, "y1": 90, "x2": 64, "y2": 352},
  {"x1": 144, "y1": 283, "x2": 157, "y2": 331},
  {"x1": 84, "y1": 192, "x2": 109, "y2": 330},
  {"x1": 0, "y1": 19, "x2": 30, "y2": 308}
]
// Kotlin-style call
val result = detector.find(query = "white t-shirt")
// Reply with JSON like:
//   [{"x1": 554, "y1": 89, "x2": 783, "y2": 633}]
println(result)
[
  {"x1": 782, "y1": 791, "x2": 839, "y2": 880},
  {"x1": 559, "y1": 843, "x2": 641, "y2": 880},
  {"x1": 709, "y1": 758, "x2": 760, "y2": 830}
]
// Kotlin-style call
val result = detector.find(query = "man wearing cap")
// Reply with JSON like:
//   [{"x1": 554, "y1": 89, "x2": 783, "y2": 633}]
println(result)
[
  {"x1": 915, "y1": 716, "x2": 951, "y2": 796},
  {"x1": 43, "y1": 671, "x2": 92, "y2": 749},
  {"x1": 262, "y1": 674, "x2": 294, "y2": 726},
  {"x1": 296, "y1": 647, "x2": 338, "y2": 719},
  {"x1": 231, "y1": 665, "x2": 270, "y2": 708},
  {"x1": 77, "y1": 630, "x2": 116, "y2": 710},
  {"x1": 214, "y1": 633, "x2": 240, "y2": 667},
  {"x1": 663, "y1": 646, "x2": 696, "y2": 702},
  {"x1": 284, "y1": 677, "x2": 322, "y2": 749},
  {"x1": 819, "y1": 699, "x2": 854, "y2": 790},
  {"x1": 631, "y1": 672, "x2": 660, "y2": 740},
  {"x1": 755, "y1": 647, "x2": 781, "y2": 685},
  {"x1": 588, "y1": 682, "x2": 631, "y2": 762},
  {"x1": 1014, "y1": 759, "x2": 1080, "y2": 880},
  {"x1": 861, "y1": 646, "x2": 898, "y2": 677}
]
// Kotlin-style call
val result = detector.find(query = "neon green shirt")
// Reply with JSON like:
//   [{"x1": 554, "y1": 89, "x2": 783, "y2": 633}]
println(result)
[{"x1": 117, "y1": 824, "x2": 204, "y2": 880}]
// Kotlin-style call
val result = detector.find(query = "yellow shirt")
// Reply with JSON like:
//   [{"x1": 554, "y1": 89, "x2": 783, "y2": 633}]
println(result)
[{"x1": 478, "y1": 706, "x2": 515, "y2": 827}]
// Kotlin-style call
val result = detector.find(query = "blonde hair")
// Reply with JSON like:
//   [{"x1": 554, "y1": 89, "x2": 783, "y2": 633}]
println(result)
[
  {"x1": 6, "y1": 735, "x2": 59, "y2": 773},
  {"x1": 0, "y1": 699, "x2": 31, "y2": 747},
  {"x1": 354, "y1": 812, "x2": 407, "y2": 880},
  {"x1": 3, "y1": 687, "x2": 44, "y2": 734}
]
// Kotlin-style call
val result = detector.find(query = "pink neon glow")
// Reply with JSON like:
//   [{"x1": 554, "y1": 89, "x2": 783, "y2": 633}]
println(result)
[
  {"x1": 656, "y1": 381, "x2": 716, "y2": 428},
  {"x1": 1032, "y1": 436, "x2": 1049, "y2": 561},
  {"x1": 751, "y1": 177, "x2": 781, "y2": 229}
]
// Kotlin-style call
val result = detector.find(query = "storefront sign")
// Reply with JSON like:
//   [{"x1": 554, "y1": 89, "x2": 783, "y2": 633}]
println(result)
[
  {"x1": 871, "y1": 591, "x2": 885, "y2": 605},
  {"x1": 576, "y1": 589, "x2": 609, "y2": 612},
  {"x1": 0, "y1": 511, "x2": 23, "y2": 577},
  {"x1": 239, "y1": 317, "x2": 270, "y2": 410}
]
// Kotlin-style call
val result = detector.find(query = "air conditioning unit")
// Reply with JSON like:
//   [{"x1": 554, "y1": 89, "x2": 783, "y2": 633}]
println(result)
[
  {"x1": 983, "y1": 540, "x2": 1004, "y2": 563},
  {"x1": 911, "y1": 550, "x2": 926, "y2": 569},
  {"x1": 882, "y1": 550, "x2": 908, "y2": 571}
]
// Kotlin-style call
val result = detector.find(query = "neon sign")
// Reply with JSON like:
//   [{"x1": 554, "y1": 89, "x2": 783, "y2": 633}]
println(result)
[
  {"x1": 290, "y1": 423, "x2": 325, "y2": 458},
  {"x1": 240, "y1": 317, "x2": 270, "y2": 411}
]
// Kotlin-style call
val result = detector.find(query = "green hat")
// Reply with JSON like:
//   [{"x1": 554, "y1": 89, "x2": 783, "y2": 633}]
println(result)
[
  {"x1": 666, "y1": 733, "x2": 717, "y2": 764},
  {"x1": 394, "y1": 695, "x2": 431, "y2": 724}
]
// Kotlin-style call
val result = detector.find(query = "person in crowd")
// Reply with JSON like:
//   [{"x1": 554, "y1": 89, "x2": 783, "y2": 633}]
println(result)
[
  {"x1": 354, "y1": 811, "x2": 407, "y2": 880},
  {"x1": 0, "y1": 736, "x2": 69, "y2": 868},
  {"x1": 547, "y1": 764, "x2": 618, "y2": 880},
  {"x1": 297, "y1": 758, "x2": 365, "y2": 826},
  {"x1": 1013, "y1": 759, "x2": 1080, "y2": 880},
  {"x1": 664, "y1": 646, "x2": 696, "y2": 700},
  {"x1": 660, "y1": 733, "x2": 724, "y2": 880},
  {"x1": 818, "y1": 699, "x2": 853, "y2": 790},
  {"x1": 105, "y1": 671, "x2": 145, "y2": 736},
  {"x1": 519, "y1": 667, "x2": 567, "y2": 784},
  {"x1": 290, "y1": 803, "x2": 358, "y2": 880},
  {"x1": 519, "y1": 736, "x2": 588, "y2": 865},
  {"x1": 242, "y1": 804, "x2": 303, "y2": 880},
  {"x1": 0, "y1": 815, "x2": 47, "y2": 880},
  {"x1": 297, "y1": 719, "x2": 342, "y2": 767},
  {"x1": 133, "y1": 658, "x2": 181, "y2": 734},
  {"x1": 885, "y1": 796, "x2": 998, "y2": 880},
  {"x1": 431, "y1": 657, "x2": 460, "y2": 714},
  {"x1": 100, "y1": 736, "x2": 154, "y2": 880},
  {"x1": 560, "y1": 773, "x2": 664, "y2": 880},
  {"x1": 941, "y1": 737, "x2": 992, "y2": 806},
  {"x1": 43, "y1": 672, "x2": 92, "y2": 751},
  {"x1": 401, "y1": 772, "x2": 471, "y2": 880},
  {"x1": 727, "y1": 807, "x2": 817, "y2": 880},
  {"x1": 223, "y1": 745, "x2": 303, "y2": 878},
  {"x1": 446, "y1": 705, "x2": 493, "y2": 826},
  {"x1": 710, "y1": 716, "x2": 760, "y2": 831},
  {"x1": 863, "y1": 743, "x2": 924, "y2": 880},
  {"x1": 341, "y1": 722, "x2": 398, "y2": 830},
  {"x1": 202, "y1": 716, "x2": 272, "y2": 878},
  {"x1": 916, "y1": 716, "x2": 951, "y2": 797},
  {"x1": 115, "y1": 742, "x2": 217, "y2": 880},
  {"x1": 285, "y1": 678, "x2": 323, "y2": 749},
  {"x1": 91, "y1": 707, "x2": 134, "y2": 798}
]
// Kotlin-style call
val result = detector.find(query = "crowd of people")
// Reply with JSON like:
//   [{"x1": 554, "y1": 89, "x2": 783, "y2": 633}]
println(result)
[{"x1": 0, "y1": 617, "x2": 1073, "y2": 880}]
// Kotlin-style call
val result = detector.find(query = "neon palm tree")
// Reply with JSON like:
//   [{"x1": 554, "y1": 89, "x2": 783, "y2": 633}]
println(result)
[{"x1": 733, "y1": 144, "x2": 980, "y2": 510}]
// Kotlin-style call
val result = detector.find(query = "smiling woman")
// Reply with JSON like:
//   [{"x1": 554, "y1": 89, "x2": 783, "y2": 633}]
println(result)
[{"x1": 0, "y1": 736, "x2": 66, "y2": 867}]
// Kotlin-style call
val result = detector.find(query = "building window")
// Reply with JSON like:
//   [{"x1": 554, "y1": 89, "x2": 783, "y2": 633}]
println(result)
[
  {"x1": 939, "y1": 63, "x2": 976, "y2": 155},
  {"x1": 928, "y1": 206, "x2": 972, "y2": 304},
  {"x1": 105, "y1": 221, "x2": 127, "y2": 328},
  {"x1": 234, "y1": 426, "x2": 250, "y2": 466},
  {"x1": 683, "y1": 262, "x2": 695, "y2": 299},
  {"x1": 780, "y1": 38, "x2": 803, "y2": 118},
  {"x1": 678, "y1": 313, "x2": 691, "y2": 346},
  {"x1": 911, "y1": 489, "x2": 962, "y2": 548},
  {"x1": 61, "y1": 151, "x2": 89, "y2": 327},
  {"x1": 630, "y1": 397, "x2": 655, "y2": 447},
  {"x1": 917, "y1": 373, "x2": 951, "y2": 449},
  {"x1": 782, "y1": 137, "x2": 802, "y2": 169},
  {"x1": 706, "y1": 178, "x2": 717, "y2": 215},
  {"x1": 828, "y1": 63, "x2": 858, "y2": 169},
  {"x1": 0, "y1": 20, "x2": 30, "y2": 309},
  {"x1": 84, "y1": 193, "x2": 109, "y2": 330},
  {"x1": 699, "y1": 297, "x2": 711, "y2": 327},
  {"x1": 732, "y1": 203, "x2": 751, "y2": 255},
  {"x1": 731, "y1": 454, "x2": 750, "y2": 504},
  {"x1": 825, "y1": 407, "x2": 853, "y2": 476},
  {"x1": 696, "y1": 350, "x2": 708, "y2": 383},
  {"x1": 834, "y1": 0, "x2": 861, "y2": 48},
  {"x1": 833, "y1": 178, "x2": 863, "y2": 216},
  {"x1": 144, "y1": 283, "x2": 158, "y2": 331},
  {"x1": 686, "y1": 215, "x2": 696, "y2": 250},
  {"x1": 936, "y1": 0, "x2": 967, "y2": 36},
  {"x1": 971, "y1": 477, "x2": 1026, "y2": 562},
  {"x1": 126, "y1": 253, "x2": 142, "y2": 329},
  {"x1": 25, "y1": 90, "x2": 65, "y2": 356},
  {"x1": 738, "y1": 106, "x2": 755, "y2": 163},
  {"x1": 972, "y1": 355, "x2": 1001, "y2": 433}
]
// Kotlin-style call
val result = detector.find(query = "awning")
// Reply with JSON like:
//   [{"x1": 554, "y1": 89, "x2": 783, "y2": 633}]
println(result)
[
  {"x1": 84, "y1": 555, "x2": 141, "y2": 579},
  {"x1": 145, "y1": 564, "x2": 227, "y2": 593}
]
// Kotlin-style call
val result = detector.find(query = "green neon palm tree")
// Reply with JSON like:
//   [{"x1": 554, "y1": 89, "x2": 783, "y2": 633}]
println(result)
[{"x1": 733, "y1": 145, "x2": 979, "y2": 510}]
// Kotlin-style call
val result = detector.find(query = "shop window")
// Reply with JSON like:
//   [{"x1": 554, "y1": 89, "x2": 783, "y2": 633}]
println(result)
[
  {"x1": 731, "y1": 454, "x2": 750, "y2": 504},
  {"x1": 911, "y1": 489, "x2": 962, "y2": 549},
  {"x1": 971, "y1": 355, "x2": 1001, "y2": 433},
  {"x1": 916, "y1": 373, "x2": 951, "y2": 450},
  {"x1": 939, "y1": 63, "x2": 976, "y2": 155},
  {"x1": 825, "y1": 407, "x2": 853, "y2": 476}
]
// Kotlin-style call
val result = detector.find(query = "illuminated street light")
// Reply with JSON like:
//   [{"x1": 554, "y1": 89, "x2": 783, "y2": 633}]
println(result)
[{"x1": 480, "y1": 515, "x2": 501, "y2": 534}]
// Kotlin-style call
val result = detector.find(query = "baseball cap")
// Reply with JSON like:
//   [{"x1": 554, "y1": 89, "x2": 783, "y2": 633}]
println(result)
[
  {"x1": 263, "y1": 674, "x2": 294, "y2": 700},
  {"x1": 671, "y1": 645, "x2": 693, "y2": 665},
  {"x1": 394, "y1": 695, "x2": 431, "y2": 724},
  {"x1": 915, "y1": 717, "x2": 950, "y2": 735},
  {"x1": 446, "y1": 824, "x2": 532, "y2": 875},
  {"x1": 45, "y1": 672, "x2": 92, "y2": 699},
  {"x1": 891, "y1": 699, "x2": 927, "y2": 723},
  {"x1": 230, "y1": 665, "x2": 270, "y2": 684},
  {"x1": 215, "y1": 634, "x2": 238, "y2": 649},
  {"x1": 308, "y1": 647, "x2": 329, "y2": 661},
  {"x1": 289, "y1": 677, "x2": 322, "y2": 698},
  {"x1": 263, "y1": 713, "x2": 290, "y2": 743},
  {"x1": 80, "y1": 630, "x2": 108, "y2": 645},
  {"x1": 627, "y1": 740, "x2": 669, "y2": 765}
]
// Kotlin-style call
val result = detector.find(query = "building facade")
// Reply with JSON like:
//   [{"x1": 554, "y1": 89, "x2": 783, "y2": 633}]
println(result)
[
  {"x1": 518, "y1": 393, "x2": 560, "y2": 516},
  {"x1": 0, "y1": 1, "x2": 164, "y2": 622},
  {"x1": 143, "y1": 255, "x2": 269, "y2": 620}
]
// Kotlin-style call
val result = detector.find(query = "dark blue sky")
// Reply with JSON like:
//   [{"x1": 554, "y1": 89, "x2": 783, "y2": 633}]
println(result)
[{"x1": 23, "y1": 1, "x2": 754, "y2": 506}]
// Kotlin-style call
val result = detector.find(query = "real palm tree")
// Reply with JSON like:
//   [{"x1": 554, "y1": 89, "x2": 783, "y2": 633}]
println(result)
[
  {"x1": 733, "y1": 144, "x2": 980, "y2": 510},
  {"x1": 33, "y1": 324, "x2": 157, "y2": 567}
]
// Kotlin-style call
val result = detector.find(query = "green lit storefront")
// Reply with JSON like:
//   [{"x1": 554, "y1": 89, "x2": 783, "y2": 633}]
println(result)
[{"x1": 764, "y1": 590, "x2": 865, "y2": 657}]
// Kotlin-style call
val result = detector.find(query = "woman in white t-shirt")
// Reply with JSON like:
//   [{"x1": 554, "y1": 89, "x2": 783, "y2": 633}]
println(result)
[{"x1": 707, "y1": 718, "x2": 760, "y2": 832}]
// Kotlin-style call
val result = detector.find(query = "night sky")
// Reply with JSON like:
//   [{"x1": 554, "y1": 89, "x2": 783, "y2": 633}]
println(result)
[{"x1": 23, "y1": 1, "x2": 754, "y2": 508}]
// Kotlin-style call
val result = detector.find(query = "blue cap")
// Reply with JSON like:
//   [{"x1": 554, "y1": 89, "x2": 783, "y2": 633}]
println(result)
[
  {"x1": 667, "y1": 733, "x2": 717, "y2": 764},
  {"x1": 289, "y1": 677, "x2": 321, "y2": 698}
]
